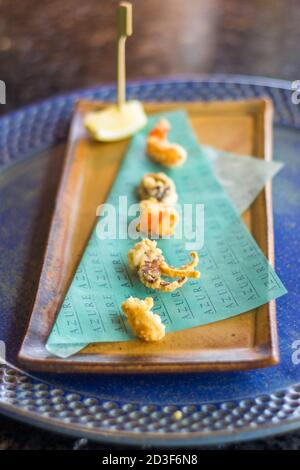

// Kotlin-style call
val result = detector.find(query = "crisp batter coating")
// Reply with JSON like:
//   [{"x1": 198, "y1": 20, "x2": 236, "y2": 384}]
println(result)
[
  {"x1": 137, "y1": 199, "x2": 179, "y2": 237},
  {"x1": 138, "y1": 172, "x2": 178, "y2": 205},
  {"x1": 146, "y1": 119, "x2": 187, "y2": 167},
  {"x1": 121, "y1": 296, "x2": 165, "y2": 342},
  {"x1": 128, "y1": 239, "x2": 200, "y2": 292}
]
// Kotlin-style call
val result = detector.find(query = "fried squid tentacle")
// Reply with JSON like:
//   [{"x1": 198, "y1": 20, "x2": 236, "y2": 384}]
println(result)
[
  {"x1": 160, "y1": 252, "x2": 200, "y2": 279},
  {"x1": 128, "y1": 239, "x2": 200, "y2": 292},
  {"x1": 157, "y1": 277, "x2": 187, "y2": 292}
]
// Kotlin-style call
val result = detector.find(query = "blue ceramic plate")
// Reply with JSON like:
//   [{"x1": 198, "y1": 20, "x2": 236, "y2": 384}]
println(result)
[{"x1": 0, "y1": 76, "x2": 299, "y2": 447}]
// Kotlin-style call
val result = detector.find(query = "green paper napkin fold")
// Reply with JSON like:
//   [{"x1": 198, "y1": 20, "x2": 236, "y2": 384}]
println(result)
[{"x1": 46, "y1": 110, "x2": 286, "y2": 358}]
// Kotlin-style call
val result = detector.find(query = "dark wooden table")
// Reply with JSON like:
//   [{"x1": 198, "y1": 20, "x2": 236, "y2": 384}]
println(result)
[
  {"x1": 1, "y1": 0, "x2": 300, "y2": 114},
  {"x1": 1, "y1": 0, "x2": 300, "y2": 450}
]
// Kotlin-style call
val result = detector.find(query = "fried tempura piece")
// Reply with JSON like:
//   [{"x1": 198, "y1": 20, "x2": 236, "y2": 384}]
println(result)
[
  {"x1": 121, "y1": 296, "x2": 165, "y2": 342},
  {"x1": 137, "y1": 199, "x2": 179, "y2": 237},
  {"x1": 128, "y1": 239, "x2": 200, "y2": 292},
  {"x1": 146, "y1": 119, "x2": 187, "y2": 167},
  {"x1": 138, "y1": 172, "x2": 178, "y2": 205}
]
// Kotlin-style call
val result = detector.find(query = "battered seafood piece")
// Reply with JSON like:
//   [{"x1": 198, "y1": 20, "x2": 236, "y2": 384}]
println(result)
[
  {"x1": 138, "y1": 172, "x2": 178, "y2": 205},
  {"x1": 146, "y1": 119, "x2": 187, "y2": 167},
  {"x1": 137, "y1": 199, "x2": 179, "y2": 237},
  {"x1": 128, "y1": 239, "x2": 200, "y2": 292},
  {"x1": 121, "y1": 296, "x2": 165, "y2": 342}
]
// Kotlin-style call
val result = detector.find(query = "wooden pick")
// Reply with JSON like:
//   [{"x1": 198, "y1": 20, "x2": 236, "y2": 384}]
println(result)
[{"x1": 117, "y1": 2, "x2": 132, "y2": 109}]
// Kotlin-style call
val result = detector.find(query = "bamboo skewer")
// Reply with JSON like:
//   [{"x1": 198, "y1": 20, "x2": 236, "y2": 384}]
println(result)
[
  {"x1": 84, "y1": 2, "x2": 146, "y2": 141},
  {"x1": 117, "y1": 2, "x2": 132, "y2": 109}
]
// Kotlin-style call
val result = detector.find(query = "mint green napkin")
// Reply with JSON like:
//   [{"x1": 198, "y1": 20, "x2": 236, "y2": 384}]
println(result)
[{"x1": 46, "y1": 111, "x2": 286, "y2": 358}]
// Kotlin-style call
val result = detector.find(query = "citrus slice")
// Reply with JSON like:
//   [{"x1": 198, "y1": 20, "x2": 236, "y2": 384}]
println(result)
[{"x1": 84, "y1": 100, "x2": 147, "y2": 142}]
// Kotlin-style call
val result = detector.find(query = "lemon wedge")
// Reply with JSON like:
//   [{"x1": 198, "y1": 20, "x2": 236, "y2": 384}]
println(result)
[{"x1": 84, "y1": 100, "x2": 147, "y2": 142}]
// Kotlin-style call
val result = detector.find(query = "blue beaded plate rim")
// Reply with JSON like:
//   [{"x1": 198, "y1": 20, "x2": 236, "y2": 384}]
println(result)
[{"x1": 0, "y1": 75, "x2": 300, "y2": 447}]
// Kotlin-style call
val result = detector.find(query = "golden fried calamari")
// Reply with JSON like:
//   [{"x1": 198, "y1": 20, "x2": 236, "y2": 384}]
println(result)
[
  {"x1": 137, "y1": 199, "x2": 179, "y2": 237},
  {"x1": 121, "y1": 296, "x2": 165, "y2": 342},
  {"x1": 137, "y1": 172, "x2": 179, "y2": 237},
  {"x1": 128, "y1": 239, "x2": 200, "y2": 292},
  {"x1": 138, "y1": 172, "x2": 178, "y2": 205},
  {"x1": 146, "y1": 119, "x2": 187, "y2": 167}
]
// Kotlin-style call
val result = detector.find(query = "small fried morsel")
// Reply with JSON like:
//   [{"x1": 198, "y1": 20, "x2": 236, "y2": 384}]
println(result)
[
  {"x1": 137, "y1": 199, "x2": 179, "y2": 237},
  {"x1": 128, "y1": 239, "x2": 200, "y2": 292},
  {"x1": 121, "y1": 296, "x2": 165, "y2": 342},
  {"x1": 138, "y1": 172, "x2": 178, "y2": 205},
  {"x1": 146, "y1": 119, "x2": 187, "y2": 167}
]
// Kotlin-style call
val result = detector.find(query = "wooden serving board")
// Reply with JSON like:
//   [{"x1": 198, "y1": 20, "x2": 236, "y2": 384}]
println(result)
[{"x1": 18, "y1": 98, "x2": 278, "y2": 373}]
